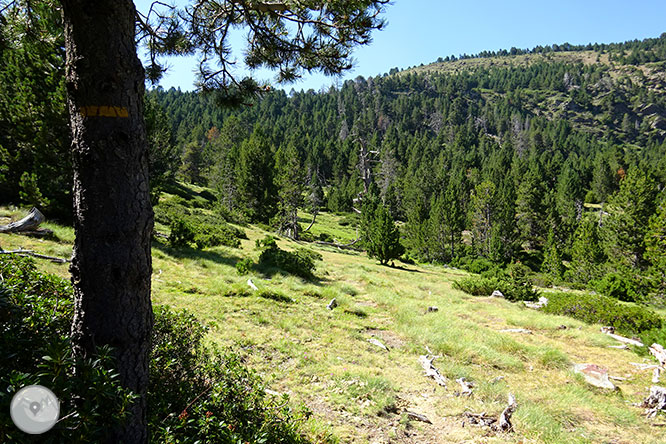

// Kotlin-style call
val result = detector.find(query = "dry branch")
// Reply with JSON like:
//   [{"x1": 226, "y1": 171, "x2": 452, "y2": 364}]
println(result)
[
  {"x1": 0, "y1": 249, "x2": 70, "y2": 264},
  {"x1": 643, "y1": 386, "x2": 666, "y2": 418},
  {"x1": 418, "y1": 354, "x2": 447, "y2": 387},
  {"x1": 462, "y1": 393, "x2": 516, "y2": 432},
  {"x1": 405, "y1": 411, "x2": 431, "y2": 424},
  {"x1": 368, "y1": 337, "x2": 389, "y2": 352}
]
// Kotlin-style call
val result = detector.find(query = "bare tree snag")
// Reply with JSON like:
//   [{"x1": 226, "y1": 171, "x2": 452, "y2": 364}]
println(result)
[
  {"x1": 419, "y1": 354, "x2": 448, "y2": 387},
  {"x1": 0, "y1": 207, "x2": 47, "y2": 233}
]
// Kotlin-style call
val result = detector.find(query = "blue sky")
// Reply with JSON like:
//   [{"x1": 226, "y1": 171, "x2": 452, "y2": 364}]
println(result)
[{"x1": 136, "y1": 0, "x2": 666, "y2": 92}]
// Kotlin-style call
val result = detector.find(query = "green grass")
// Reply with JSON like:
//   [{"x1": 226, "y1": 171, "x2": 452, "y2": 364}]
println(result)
[{"x1": 2, "y1": 194, "x2": 664, "y2": 443}]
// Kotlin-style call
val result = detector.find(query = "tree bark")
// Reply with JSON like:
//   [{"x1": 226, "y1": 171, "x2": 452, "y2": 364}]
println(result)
[{"x1": 61, "y1": 2, "x2": 153, "y2": 442}]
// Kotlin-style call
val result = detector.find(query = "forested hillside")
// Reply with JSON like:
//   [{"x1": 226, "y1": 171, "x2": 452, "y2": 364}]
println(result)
[{"x1": 147, "y1": 34, "x2": 666, "y2": 299}]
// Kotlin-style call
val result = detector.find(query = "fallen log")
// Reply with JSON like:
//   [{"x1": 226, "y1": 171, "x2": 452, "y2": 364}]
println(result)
[
  {"x1": 418, "y1": 354, "x2": 447, "y2": 387},
  {"x1": 0, "y1": 207, "x2": 45, "y2": 233},
  {"x1": 327, "y1": 298, "x2": 337, "y2": 310},
  {"x1": 643, "y1": 386, "x2": 666, "y2": 418},
  {"x1": 605, "y1": 332, "x2": 644, "y2": 347},
  {"x1": 405, "y1": 411, "x2": 431, "y2": 424},
  {"x1": 247, "y1": 278, "x2": 258, "y2": 291},
  {"x1": 649, "y1": 343, "x2": 666, "y2": 367},
  {"x1": 0, "y1": 249, "x2": 70, "y2": 264},
  {"x1": 314, "y1": 236, "x2": 361, "y2": 250}
]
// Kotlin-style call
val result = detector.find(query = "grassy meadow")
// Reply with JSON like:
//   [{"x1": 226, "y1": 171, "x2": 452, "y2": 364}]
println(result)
[{"x1": 1, "y1": 199, "x2": 664, "y2": 444}]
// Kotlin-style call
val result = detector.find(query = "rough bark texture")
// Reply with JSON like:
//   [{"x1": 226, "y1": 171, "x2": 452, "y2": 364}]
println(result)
[{"x1": 61, "y1": 1, "x2": 153, "y2": 442}]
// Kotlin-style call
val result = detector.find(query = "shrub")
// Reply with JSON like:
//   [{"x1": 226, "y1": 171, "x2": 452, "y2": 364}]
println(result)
[
  {"x1": 592, "y1": 272, "x2": 640, "y2": 302},
  {"x1": 256, "y1": 235, "x2": 320, "y2": 279},
  {"x1": 453, "y1": 276, "x2": 539, "y2": 302},
  {"x1": 541, "y1": 292, "x2": 662, "y2": 335},
  {"x1": 256, "y1": 289, "x2": 294, "y2": 303},
  {"x1": 0, "y1": 255, "x2": 134, "y2": 442},
  {"x1": 0, "y1": 255, "x2": 310, "y2": 443},
  {"x1": 236, "y1": 257, "x2": 254, "y2": 275},
  {"x1": 169, "y1": 217, "x2": 196, "y2": 247}
]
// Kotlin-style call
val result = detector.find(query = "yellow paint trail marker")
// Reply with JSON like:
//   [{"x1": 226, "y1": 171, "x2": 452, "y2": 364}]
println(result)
[{"x1": 79, "y1": 105, "x2": 129, "y2": 118}]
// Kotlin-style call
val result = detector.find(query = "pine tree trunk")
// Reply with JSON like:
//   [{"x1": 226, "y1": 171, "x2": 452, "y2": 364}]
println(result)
[{"x1": 62, "y1": 2, "x2": 153, "y2": 442}]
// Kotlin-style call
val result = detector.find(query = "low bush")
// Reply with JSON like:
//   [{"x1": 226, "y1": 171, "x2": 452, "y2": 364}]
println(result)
[
  {"x1": 256, "y1": 235, "x2": 321, "y2": 279},
  {"x1": 541, "y1": 292, "x2": 662, "y2": 335},
  {"x1": 459, "y1": 257, "x2": 497, "y2": 274},
  {"x1": 592, "y1": 272, "x2": 641, "y2": 302},
  {"x1": 0, "y1": 255, "x2": 134, "y2": 442},
  {"x1": 256, "y1": 289, "x2": 294, "y2": 303},
  {"x1": 453, "y1": 276, "x2": 539, "y2": 302},
  {"x1": 0, "y1": 255, "x2": 310, "y2": 443},
  {"x1": 236, "y1": 257, "x2": 254, "y2": 275},
  {"x1": 169, "y1": 217, "x2": 196, "y2": 247}
]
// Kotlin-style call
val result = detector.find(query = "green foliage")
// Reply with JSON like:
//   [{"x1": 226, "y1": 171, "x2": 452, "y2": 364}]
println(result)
[
  {"x1": 158, "y1": 199, "x2": 246, "y2": 249},
  {"x1": 149, "y1": 305, "x2": 308, "y2": 443},
  {"x1": 0, "y1": 1, "x2": 70, "y2": 219},
  {"x1": 236, "y1": 257, "x2": 254, "y2": 275},
  {"x1": 0, "y1": 255, "x2": 310, "y2": 443},
  {"x1": 592, "y1": 272, "x2": 641, "y2": 303},
  {"x1": 256, "y1": 236, "x2": 321, "y2": 279},
  {"x1": 541, "y1": 292, "x2": 662, "y2": 335},
  {"x1": 169, "y1": 217, "x2": 196, "y2": 247},
  {"x1": 567, "y1": 217, "x2": 605, "y2": 285},
  {"x1": 456, "y1": 257, "x2": 499, "y2": 275},
  {"x1": 600, "y1": 169, "x2": 659, "y2": 270},
  {"x1": 145, "y1": 95, "x2": 180, "y2": 203},
  {"x1": 0, "y1": 255, "x2": 135, "y2": 442},
  {"x1": 453, "y1": 275, "x2": 539, "y2": 302},
  {"x1": 364, "y1": 203, "x2": 404, "y2": 265},
  {"x1": 644, "y1": 196, "x2": 666, "y2": 296},
  {"x1": 18, "y1": 171, "x2": 49, "y2": 208},
  {"x1": 541, "y1": 227, "x2": 564, "y2": 280},
  {"x1": 256, "y1": 289, "x2": 294, "y2": 303}
]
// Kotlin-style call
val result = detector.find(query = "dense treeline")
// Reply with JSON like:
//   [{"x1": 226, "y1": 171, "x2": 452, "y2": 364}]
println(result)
[
  {"x1": 2, "y1": 11, "x2": 665, "y2": 299},
  {"x1": 148, "y1": 35, "x2": 666, "y2": 299}
]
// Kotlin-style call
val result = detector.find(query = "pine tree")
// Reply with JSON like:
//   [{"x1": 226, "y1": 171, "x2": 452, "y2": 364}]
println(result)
[
  {"x1": 365, "y1": 203, "x2": 404, "y2": 265},
  {"x1": 568, "y1": 217, "x2": 605, "y2": 284},
  {"x1": 542, "y1": 227, "x2": 564, "y2": 280},
  {"x1": 644, "y1": 196, "x2": 666, "y2": 295},
  {"x1": 600, "y1": 168, "x2": 658, "y2": 270},
  {"x1": 236, "y1": 129, "x2": 276, "y2": 222},
  {"x1": 469, "y1": 181, "x2": 496, "y2": 259},
  {"x1": 275, "y1": 141, "x2": 304, "y2": 238}
]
